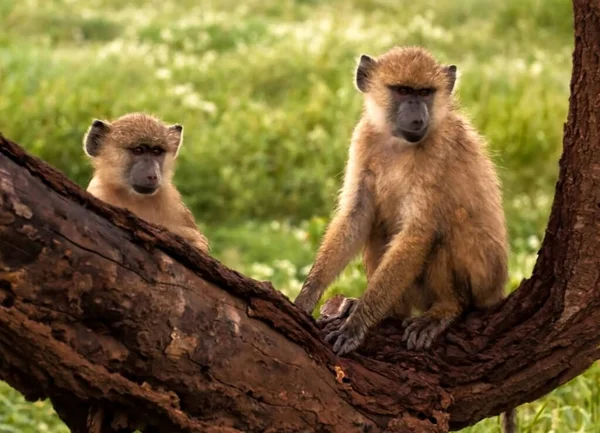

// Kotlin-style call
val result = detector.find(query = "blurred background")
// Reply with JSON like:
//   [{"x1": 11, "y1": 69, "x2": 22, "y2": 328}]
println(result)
[{"x1": 1, "y1": 0, "x2": 594, "y2": 432}]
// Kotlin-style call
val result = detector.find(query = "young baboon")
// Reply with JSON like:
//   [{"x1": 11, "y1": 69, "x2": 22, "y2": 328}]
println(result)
[
  {"x1": 294, "y1": 46, "x2": 509, "y2": 355},
  {"x1": 83, "y1": 113, "x2": 209, "y2": 253}
]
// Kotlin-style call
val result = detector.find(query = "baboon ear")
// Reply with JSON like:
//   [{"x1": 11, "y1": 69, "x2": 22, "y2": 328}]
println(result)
[
  {"x1": 168, "y1": 124, "x2": 183, "y2": 157},
  {"x1": 356, "y1": 54, "x2": 377, "y2": 93},
  {"x1": 444, "y1": 65, "x2": 457, "y2": 94},
  {"x1": 83, "y1": 119, "x2": 110, "y2": 157}
]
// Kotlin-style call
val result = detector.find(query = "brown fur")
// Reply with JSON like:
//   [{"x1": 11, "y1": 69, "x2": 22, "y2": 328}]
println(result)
[
  {"x1": 84, "y1": 113, "x2": 209, "y2": 252},
  {"x1": 295, "y1": 45, "x2": 508, "y2": 334},
  {"x1": 296, "y1": 46, "x2": 513, "y2": 432}
]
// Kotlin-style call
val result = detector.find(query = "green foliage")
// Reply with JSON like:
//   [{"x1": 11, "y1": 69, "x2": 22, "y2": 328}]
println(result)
[
  {"x1": 0, "y1": 0, "x2": 571, "y2": 227},
  {"x1": 0, "y1": 382, "x2": 68, "y2": 433},
  {"x1": 0, "y1": 0, "x2": 592, "y2": 432}
]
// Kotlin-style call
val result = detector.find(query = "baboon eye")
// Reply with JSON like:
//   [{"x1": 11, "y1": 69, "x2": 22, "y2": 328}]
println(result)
[
  {"x1": 389, "y1": 86, "x2": 413, "y2": 96},
  {"x1": 419, "y1": 88, "x2": 433, "y2": 96},
  {"x1": 152, "y1": 147, "x2": 165, "y2": 156},
  {"x1": 131, "y1": 146, "x2": 145, "y2": 155}
]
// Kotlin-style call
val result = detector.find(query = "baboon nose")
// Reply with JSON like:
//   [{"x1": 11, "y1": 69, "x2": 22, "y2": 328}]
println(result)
[
  {"x1": 411, "y1": 119, "x2": 424, "y2": 129},
  {"x1": 147, "y1": 174, "x2": 158, "y2": 181}
]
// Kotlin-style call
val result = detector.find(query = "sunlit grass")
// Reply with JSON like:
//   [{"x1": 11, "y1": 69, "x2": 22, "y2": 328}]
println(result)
[{"x1": 0, "y1": 383, "x2": 68, "y2": 433}]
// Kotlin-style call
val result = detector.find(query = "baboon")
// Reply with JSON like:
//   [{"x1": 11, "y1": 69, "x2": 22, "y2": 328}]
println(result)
[
  {"x1": 83, "y1": 113, "x2": 209, "y2": 252},
  {"x1": 295, "y1": 46, "x2": 508, "y2": 352},
  {"x1": 294, "y1": 46, "x2": 513, "y2": 431}
]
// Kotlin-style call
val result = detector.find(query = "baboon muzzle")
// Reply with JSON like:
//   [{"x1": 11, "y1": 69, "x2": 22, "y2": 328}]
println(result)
[
  {"x1": 395, "y1": 99, "x2": 430, "y2": 143},
  {"x1": 129, "y1": 159, "x2": 162, "y2": 195}
]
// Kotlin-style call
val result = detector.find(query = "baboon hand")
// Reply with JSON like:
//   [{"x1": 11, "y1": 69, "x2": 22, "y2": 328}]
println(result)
[
  {"x1": 402, "y1": 316, "x2": 452, "y2": 350},
  {"x1": 317, "y1": 297, "x2": 358, "y2": 326},
  {"x1": 324, "y1": 318, "x2": 367, "y2": 356}
]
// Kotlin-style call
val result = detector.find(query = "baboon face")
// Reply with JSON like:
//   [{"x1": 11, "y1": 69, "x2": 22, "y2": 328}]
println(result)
[
  {"x1": 386, "y1": 84, "x2": 436, "y2": 143},
  {"x1": 126, "y1": 143, "x2": 168, "y2": 195},
  {"x1": 355, "y1": 46, "x2": 457, "y2": 144},
  {"x1": 84, "y1": 113, "x2": 183, "y2": 195}
]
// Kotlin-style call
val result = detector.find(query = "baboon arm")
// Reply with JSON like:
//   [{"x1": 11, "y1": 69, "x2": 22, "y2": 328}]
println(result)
[
  {"x1": 295, "y1": 165, "x2": 374, "y2": 313},
  {"x1": 312, "y1": 203, "x2": 373, "y2": 283},
  {"x1": 171, "y1": 226, "x2": 210, "y2": 253},
  {"x1": 350, "y1": 223, "x2": 435, "y2": 329},
  {"x1": 174, "y1": 205, "x2": 210, "y2": 252}
]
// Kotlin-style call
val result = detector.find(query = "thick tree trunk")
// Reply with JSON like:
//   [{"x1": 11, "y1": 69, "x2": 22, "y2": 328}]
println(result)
[{"x1": 0, "y1": 1, "x2": 599, "y2": 432}]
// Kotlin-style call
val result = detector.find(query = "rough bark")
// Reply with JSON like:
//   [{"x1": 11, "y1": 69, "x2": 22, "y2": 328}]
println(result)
[{"x1": 0, "y1": 1, "x2": 599, "y2": 432}]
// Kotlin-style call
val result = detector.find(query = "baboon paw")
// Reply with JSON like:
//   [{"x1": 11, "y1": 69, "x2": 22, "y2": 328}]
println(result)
[
  {"x1": 325, "y1": 320, "x2": 366, "y2": 356},
  {"x1": 317, "y1": 297, "x2": 358, "y2": 326},
  {"x1": 402, "y1": 316, "x2": 451, "y2": 351}
]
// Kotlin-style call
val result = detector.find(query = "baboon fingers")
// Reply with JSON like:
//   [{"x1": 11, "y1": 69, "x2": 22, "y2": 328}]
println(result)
[
  {"x1": 325, "y1": 318, "x2": 367, "y2": 355},
  {"x1": 324, "y1": 329, "x2": 343, "y2": 344},
  {"x1": 330, "y1": 330, "x2": 362, "y2": 356},
  {"x1": 334, "y1": 335, "x2": 362, "y2": 356},
  {"x1": 402, "y1": 316, "x2": 453, "y2": 350}
]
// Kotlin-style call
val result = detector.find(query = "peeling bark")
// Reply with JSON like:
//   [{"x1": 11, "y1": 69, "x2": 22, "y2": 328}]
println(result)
[{"x1": 0, "y1": 1, "x2": 599, "y2": 432}]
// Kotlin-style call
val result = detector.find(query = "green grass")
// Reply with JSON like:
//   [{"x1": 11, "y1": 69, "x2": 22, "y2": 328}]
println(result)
[
  {"x1": 0, "y1": 383, "x2": 68, "y2": 433},
  {"x1": 0, "y1": 0, "x2": 592, "y2": 431}
]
